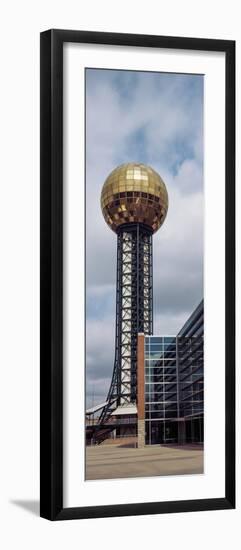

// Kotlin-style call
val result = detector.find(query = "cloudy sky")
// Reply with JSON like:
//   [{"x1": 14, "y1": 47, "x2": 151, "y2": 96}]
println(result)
[{"x1": 85, "y1": 68, "x2": 203, "y2": 408}]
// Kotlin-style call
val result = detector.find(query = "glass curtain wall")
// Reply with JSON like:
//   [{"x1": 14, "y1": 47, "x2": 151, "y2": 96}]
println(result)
[
  {"x1": 145, "y1": 336, "x2": 178, "y2": 445},
  {"x1": 177, "y1": 301, "x2": 204, "y2": 443},
  {"x1": 144, "y1": 300, "x2": 204, "y2": 446}
]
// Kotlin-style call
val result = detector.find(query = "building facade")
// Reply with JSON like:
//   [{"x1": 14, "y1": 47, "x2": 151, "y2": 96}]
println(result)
[
  {"x1": 137, "y1": 300, "x2": 204, "y2": 447},
  {"x1": 177, "y1": 300, "x2": 204, "y2": 444}
]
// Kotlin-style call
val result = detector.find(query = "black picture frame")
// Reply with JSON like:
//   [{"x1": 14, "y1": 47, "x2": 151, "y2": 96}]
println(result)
[{"x1": 40, "y1": 29, "x2": 235, "y2": 521}]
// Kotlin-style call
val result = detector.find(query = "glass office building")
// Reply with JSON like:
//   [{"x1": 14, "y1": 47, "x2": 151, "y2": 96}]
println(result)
[
  {"x1": 137, "y1": 300, "x2": 204, "y2": 446},
  {"x1": 177, "y1": 300, "x2": 204, "y2": 444},
  {"x1": 145, "y1": 336, "x2": 178, "y2": 445}
]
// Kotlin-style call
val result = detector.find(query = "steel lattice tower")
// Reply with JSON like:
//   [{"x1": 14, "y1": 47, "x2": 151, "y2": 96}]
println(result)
[{"x1": 99, "y1": 163, "x2": 168, "y2": 424}]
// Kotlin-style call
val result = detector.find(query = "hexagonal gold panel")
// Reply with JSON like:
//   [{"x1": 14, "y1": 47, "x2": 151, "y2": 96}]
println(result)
[{"x1": 100, "y1": 163, "x2": 168, "y2": 233}]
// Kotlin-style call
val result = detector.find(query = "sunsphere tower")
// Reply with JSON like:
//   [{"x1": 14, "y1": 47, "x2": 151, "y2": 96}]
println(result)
[{"x1": 99, "y1": 163, "x2": 168, "y2": 425}]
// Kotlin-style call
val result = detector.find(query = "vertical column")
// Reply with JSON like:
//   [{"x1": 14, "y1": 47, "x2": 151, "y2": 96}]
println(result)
[
  {"x1": 137, "y1": 333, "x2": 145, "y2": 448},
  {"x1": 120, "y1": 231, "x2": 132, "y2": 404},
  {"x1": 116, "y1": 225, "x2": 152, "y2": 405},
  {"x1": 131, "y1": 226, "x2": 153, "y2": 402},
  {"x1": 108, "y1": 224, "x2": 153, "y2": 412}
]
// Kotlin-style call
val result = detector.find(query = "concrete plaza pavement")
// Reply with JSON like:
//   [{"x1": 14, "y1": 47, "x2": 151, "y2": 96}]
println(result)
[{"x1": 85, "y1": 444, "x2": 204, "y2": 480}]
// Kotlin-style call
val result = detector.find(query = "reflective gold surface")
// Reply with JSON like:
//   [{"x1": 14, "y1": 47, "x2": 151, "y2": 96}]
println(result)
[{"x1": 101, "y1": 163, "x2": 168, "y2": 233}]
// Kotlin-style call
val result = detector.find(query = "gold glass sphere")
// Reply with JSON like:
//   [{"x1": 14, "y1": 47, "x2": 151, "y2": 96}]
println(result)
[{"x1": 101, "y1": 162, "x2": 168, "y2": 233}]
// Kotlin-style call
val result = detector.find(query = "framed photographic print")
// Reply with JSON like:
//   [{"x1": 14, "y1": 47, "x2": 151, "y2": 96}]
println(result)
[{"x1": 40, "y1": 29, "x2": 235, "y2": 520}]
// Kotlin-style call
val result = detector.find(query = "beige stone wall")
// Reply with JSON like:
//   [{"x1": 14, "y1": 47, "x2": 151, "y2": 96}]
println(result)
[
  {"x1": 137, "y1": 334, "x2": 145, "y2": 420},
  {"x1": 138, "y1": 419, "x2": 145, "y2": 448},
  {"x1": 137, "y1": 334, "x2": 145, "y2": 448}
]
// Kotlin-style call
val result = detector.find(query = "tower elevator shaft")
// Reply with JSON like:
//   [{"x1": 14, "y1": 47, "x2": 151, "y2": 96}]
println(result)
[{"x1": 99, "y1": 223, "x2": 153, "y2": 423}]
